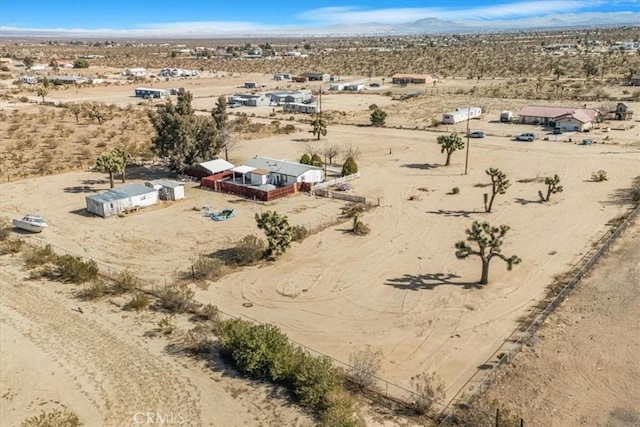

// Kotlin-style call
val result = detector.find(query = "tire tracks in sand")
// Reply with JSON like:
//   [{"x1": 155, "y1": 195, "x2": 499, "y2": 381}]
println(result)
[{"x1": 0, "y1": 267, "x2": 201, "y2": 427}]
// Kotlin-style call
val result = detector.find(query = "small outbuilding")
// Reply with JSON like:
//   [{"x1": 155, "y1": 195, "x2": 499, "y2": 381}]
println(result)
[
  {"x1": 185, "y1": 159, "x2": 235, "y2": 178},
  {"x1": 145, "y1": 180, "x2": 185, "y2": 200},
  {"x1": 442, "y1": 107, "x2": 482, "y2": 124},
  {"x1": 86, "y1": 184, "x2": 159, "y2": 218},
  {"x1": 135, "y1": 87, "x2": 169, "y2": 98}
]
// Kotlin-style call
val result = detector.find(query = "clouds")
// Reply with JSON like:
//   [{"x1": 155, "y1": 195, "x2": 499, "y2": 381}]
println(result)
[{"x1": 296, "y1": 1, "x2": 613, "y2": 24}]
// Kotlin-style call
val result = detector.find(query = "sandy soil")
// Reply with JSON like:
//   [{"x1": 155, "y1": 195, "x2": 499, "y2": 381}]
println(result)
[
  {"x1": 485, "y1": 218, "x2": 640, "y2": 427},
  {"x1": 1, "y1": 120, "x2": 638, "y2": 406},
  {"x1": 1, "y1": 70, "x2": 639, "y2": 424},
  {"x1": 0, "y1": 254, "x2": 314, "y2": 427}
]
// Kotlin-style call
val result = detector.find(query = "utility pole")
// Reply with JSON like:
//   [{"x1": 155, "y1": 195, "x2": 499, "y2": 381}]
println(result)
[{"x1": 464, "y1": 106, "x2": 471, "y2": 175}]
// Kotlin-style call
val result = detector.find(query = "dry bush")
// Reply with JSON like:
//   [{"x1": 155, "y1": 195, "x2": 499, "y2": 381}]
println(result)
[
  {"x1": 352, "y1": 215, "x2": 371, "y2": 236},
  {"x1": 291, "y1": 224, "x2": 308, "y2": 242},
  {"x1": 349, "y1": 347, "x2": 382, "y2": 390},
  {"x1": 0, "y1": 238, "x2": 25, "y2": 254},
  {"x1": 410, "y1": 371, "x2": 446, "y2": 415},
  {"x1": 194, "y1": 303, "x2": 221, "y2": 323},
  {"x1": 320, "y1": 387, "x2": 364, "y2": 427},
  {"x1": 183, "y1": 324, "x2": 217, "y2": 354},
  {"x1": 79, "y1": 280, "x2": 108, "y2": 300},
  {"x1": 158, "y1": 283, "x2": 194, "y2": 313},
  {"x1": 157, "y1": 315, "x2": 176, "y2": 335},
  {"x1": 631, "y1": 176, "x2": 640, "y2": 204},
  {"x1": 0, "y1": 217, "x2": 11, "y2": 241},
  {"x1": 110, "y1": 270, "x2": 138, "y2": 294},
  {"x1": 591, "y1": 170, "x2": 608, "y2": 182},
  {"x1": 191, "y1": 256, "x2": 224, "y2": 281},
  {"x1": 232, "y1": 234, "x2": 265, "y2": 265},
  {"x1": 341, "y1": 203, "x2": 367, "y2": 218},
  {"x1": 21, "y1": 408, "x2": 81, "y2": 427},
  {"x1": 125, "y1": 292, "x2": 150, "y2": 312}
]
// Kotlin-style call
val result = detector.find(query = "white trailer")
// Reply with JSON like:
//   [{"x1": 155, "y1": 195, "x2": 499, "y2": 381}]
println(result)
[{"x1": 442, "y1": 106, "x2": 482, "y2": 124}]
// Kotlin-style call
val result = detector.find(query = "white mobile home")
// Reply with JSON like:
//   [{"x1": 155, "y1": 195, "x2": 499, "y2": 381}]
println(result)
[
  {"x1": 442, "y1": 106, "x2": 482, "y2": 124},
  {"x1": 85, "y1": 184, "x2": 159, "y2": 217},
  {"x1": 243, "y1": 156, "x2": 324, "y2": 185},
  {"x1": 282, "y1": 103, "x2": 320, "y2": 114},
  {"x1": 145, "y1": 180, "x2": 185, "y2": 201}
]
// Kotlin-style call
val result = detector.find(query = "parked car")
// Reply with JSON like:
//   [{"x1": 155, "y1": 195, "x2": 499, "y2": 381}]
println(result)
[
  {"x1": 228, "y1": 102, "x2": 241, "y2": 108},
  {"x1": 369, "y1": 83, "x2": 380, "y2": 88},
  {"x1": 515, "y1": 132, "x2": 536, "y2": 141},
  {"x1": 552, "y1": 128, "x2": 563, "y2": 135},
  {"x1": 468, "y1": 131, "x2": 486, "y2": 138}
]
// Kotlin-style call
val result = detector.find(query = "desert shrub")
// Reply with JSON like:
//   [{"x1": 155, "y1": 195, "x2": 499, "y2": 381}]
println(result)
[
  {"x1": 125, "y1": 293, "x2": 150, "y2": 311},
  {"x1": 79, "y1": 280, "x2": 108, "y2": 300},
  {"x1": 631, "y1": 176, "x2": 640, "y2": 203},
  {"x1": 0, "y1": 238, "x2": 25, "y2": 254},
  {"x1": 321, "y1": 388, "x2": 365, "y2": 427},
  {"x1": 451, "y1": 186, "x2": 460, "y2": 195},
  {"x1": 183, "y1": 324, "x2": 216, "y2": 354},
  {"x1": 48, "y1": 254, "x2": 99, "y2": 284},
  {"x1": 591, "y1": 170, "x2": 608, "y2": 182},
  {"x1": 0, "y1": 217, "x2": 11, "y2": 241},
  {"x1": 458, "y1": 396, "x2": 522, "y2": 427},
  {"x1": 291, "y1": 225, "x2": 308, "y2": 242},
  {"x1": 157, "y1": 316, "x2": 176, "y2": 335},
  {"x1": 410, "y1": 371, "x2": 446, "y2": 415},
  {"x1": 290, "y1": 352, "x2": 340, "y2": 410},
  {"x1": 342, "y1": 156, "x2": 358, "y2": 176},
  {"x1": 111, "y1": 270, "x2": 138, "y2": 294},
  {"x1": 191, "y1": 256, "x2": 224, "y2": 281},
  {"x1": 300, "y1": 153, "x2": 311, "y2": 164},
  {"x1": 195, "y1": 303, "x2": 221, "y2": 323},
  {"x1": 349, "y1": 347, "x2": 382, "y2": 390},
  {"x1": 21, "y1": 408, "x2": 81, "y2": 427},
  {"x1": 341, "y1": 203, "x2": 367, "y2": 218},
  {"x1": 311, "y1": 153, "x2": 323, "y2": 167},
  {"x1": 158, "y1": 283, "x2": 194, "y2": 313},
  {"x1": 352, "y1": 215, "x2": 371, "y2": 236},
  {"x1": 232, "y1": 234, "x2": 265, "y2": 265}
]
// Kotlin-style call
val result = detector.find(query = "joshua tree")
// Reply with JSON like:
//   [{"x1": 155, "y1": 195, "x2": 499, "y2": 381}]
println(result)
[
  {"x1": 539, "y1": 174, "x2": 563, "y2": 202},
  {"x1": 112, "y1": 146, "x2": 133, "y2": 183},
  {"x1": 88, "y1": 105, "x2": 106, "y2": 125},
  {"x1": 70, "y1": 104, "x2": 82, "y2": 123},
  {"x1": 484, "y1": 168, "x2": 510, "y2": 213},
  {"x1": 370, "y1": 108, "x2": 387, "y2": 127},
  {"x1": 36, "y1": 86, "x2": 48, "y2": 103},
  {"x1": 309, "y1": 117, "x2": 327, "y2": 140},
  {"x1": 255, "y1": 211, "x2": 293, "y2": 259},
  {"x1": 455, "y1": 221, "x2": 521, "y2": 285},
  {"x1": 436, "y1": 133, "x2": 465, "y2": 166},
  {"x1": 95, "y1": 152, "x2": 119, "y2": 188}
]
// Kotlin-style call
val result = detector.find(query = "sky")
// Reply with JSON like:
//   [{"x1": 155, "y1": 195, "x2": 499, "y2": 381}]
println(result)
[{"x1": 1, "y1": 0, "x2": 639, "y2": 36}]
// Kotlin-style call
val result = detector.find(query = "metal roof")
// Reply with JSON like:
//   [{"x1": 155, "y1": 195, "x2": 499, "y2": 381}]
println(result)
[
  {"x1": 519, "y1": 106, "x2": 599, "y2": 122},
  {"x1": 199, "y1": 159, "x2": 235, "y2": 174},
  {"x1": 86, "y1": 184, "x2": 156, "y2": 204},
  {"x1": 146, "y1": 179, "x2": 184, "y2": 188},
  {"x1": 243, "y1": 156, "x2": 321, "y2": 178}
]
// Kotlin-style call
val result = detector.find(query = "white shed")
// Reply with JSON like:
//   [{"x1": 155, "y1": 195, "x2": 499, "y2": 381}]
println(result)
[
  {"x1": 145, "y1": 180, "x2": 185, "y2": 200},
  {"x1": 86, "y1": 184, "x2": 159, "y2": 217}
]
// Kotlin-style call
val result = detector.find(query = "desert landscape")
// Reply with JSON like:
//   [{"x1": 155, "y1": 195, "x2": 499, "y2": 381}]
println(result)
[{"x1": 1, "y1": 25, "x2": 640, "y2": 426}]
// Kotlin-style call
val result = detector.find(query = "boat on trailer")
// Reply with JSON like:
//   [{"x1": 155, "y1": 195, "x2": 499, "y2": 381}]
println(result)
[{"x1": 12, "y1": 214, "x2": 48, "y2": 233}]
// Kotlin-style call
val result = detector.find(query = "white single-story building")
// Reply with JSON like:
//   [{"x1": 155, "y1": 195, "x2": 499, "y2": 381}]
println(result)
[
  {"x1": 518, "y1": 105, "x2": 600, "y2": 127},
  {"x1": 135, "y1": 87, "x2": 169, "y2": 98},
  {"x1": 442, "y1": 106, "x2": 482, "y2": 124},
  {"x1": 282, "y1": 102, "x2": 320, "y2": 114},
  {"x1": 242, "y1": 156, "x2": 324, "y2": 186},
  {"x1": 86, "y1": 184, "x2": 159, "y2": 217},
  {"x1": 124, "y1": 68, "x2": 148, "y2": 77},
  {"x1": 145, "y1": 180, "x2": 185, "y2": 200}
]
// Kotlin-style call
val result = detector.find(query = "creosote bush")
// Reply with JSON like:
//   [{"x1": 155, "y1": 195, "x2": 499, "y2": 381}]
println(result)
[
  {"x1": 111, "y1": 270, "x2": 138, "y2": 294},
  {"x1": 291, "y1": 225, "x2": 308, "y2": 242},
  {"x1": 191, "y1": 256, "x2": 224, "y2": 281},
  {"x1": 232, "y1": 234, "x2": 265, "y2": 265},
  {"x1": 79, "y1": 280, "x2": 108, "y2": 300},
  {"x1": 349, "y1": 347, "x2": 382, "y2": 390},
  {"x1": 591, "y1": 170, "x2": 608, "y2": 182},
  {"x1": 158, "y1": 283, "x2": 195, "y2": 313},
  {"x1": 125, "y1": 292, "x2": 150, "y2": 312},
  {"x1": 47, "y1": 254, "x2": 99, "y2": 284},
  {"x1": 218, "y1": 318, "x2": 358, "y2": 421}
]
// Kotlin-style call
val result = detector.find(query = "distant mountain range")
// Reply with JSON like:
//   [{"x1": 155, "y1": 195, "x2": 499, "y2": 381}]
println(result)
[{"x1": 1, "y1": 12, "x2": 638, "y2": 38}]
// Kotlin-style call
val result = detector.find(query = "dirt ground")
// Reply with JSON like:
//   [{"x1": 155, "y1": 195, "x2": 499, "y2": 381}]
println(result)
[
  {"x1": 1, "y1": 70, "x2": 640, "y2": 425},
  {"x1": 485, "y1": 218, "x2": 640, "y2": 427}
]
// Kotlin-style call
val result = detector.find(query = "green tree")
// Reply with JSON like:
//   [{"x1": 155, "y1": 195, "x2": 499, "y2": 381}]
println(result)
[
  {"x1": 149, "y1": 88, "x2": 222, "y2": 173},
  {"x1": 455, "y1": 221, "x2": 521, "y2": 285},
  {"x1": 370, "y1": 108, "x2": 387, "y2": 127},
  {"x1": 112, "y1": 146, "x2": 133, "y2": 183},
  {"x1": 539, "y1": 174, "x2": 563, "y2": 202},
  {"x1": 310, "y1": 153, "x2": 323, "y2": 167},
  {"x1": 212, "y1": 95, "x2": 232, "y2": 160},
  {"x1": 23, "y1": 56, "x2": 34, "y2": 69},
  {"x1": 36, "y1": 86, "x2": 48, "y2": 103},
  {"x1": 309, "y1": 117, "x2": 327, "y2": 140},
  {"x1": 73, "y1": 58, "x2": 90, "y2": 68},
  {"x1": 342, "y1": 156, "x2": 358, "y2": 176},
  {"x1": 95, "y1": 152, "x2": 119, "y2": 188},
  {"x1": 255, "y1": 211, "x2": 293, "y2": 259},
  {"x1": 70, "y1": 104, "x2": 82, "y2": 123},
  {"x1": 436, "y1": 133, "x2": 465, "y2": 166},
  {"x1": 484, "y1": 168, "x2": 510, "y2": 213},
  {"x1": 300, "y1": 153, "x2": 311, "y2": 165}
]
